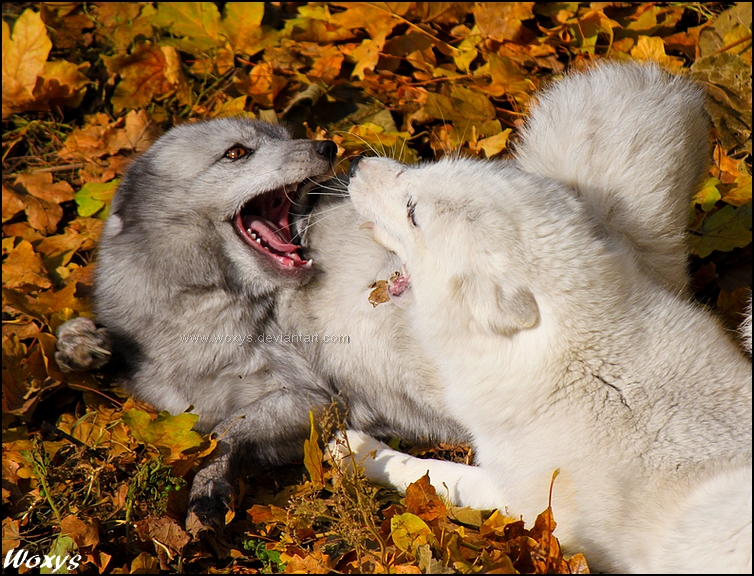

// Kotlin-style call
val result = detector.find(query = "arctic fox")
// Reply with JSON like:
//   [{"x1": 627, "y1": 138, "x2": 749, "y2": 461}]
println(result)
[
  {"x1": 55, "y1": 64, "x2": 725, "y2": 537},
  {"x1": 345, "y1": 133, "x2": 752, "y2": 572}
]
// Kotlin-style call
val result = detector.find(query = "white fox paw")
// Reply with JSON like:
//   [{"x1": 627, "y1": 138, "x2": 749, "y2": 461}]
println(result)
[{"x1": 326, "y1": 429, "x2": 385, "y2": 470}]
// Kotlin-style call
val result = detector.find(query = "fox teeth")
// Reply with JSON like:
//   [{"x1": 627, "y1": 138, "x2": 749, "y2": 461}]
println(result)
[
  {"x1": 303, "y1": 259, "x2": 313, "y2": 269},
  {"x1": 255, "y1": 238, "x2": 262, "y2": 245}
]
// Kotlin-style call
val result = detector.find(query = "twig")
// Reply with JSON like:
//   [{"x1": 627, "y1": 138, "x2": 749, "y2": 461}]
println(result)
[
  {"x1": 31, "y1": 163, "x2": 87, "y2": 174},
  {"x1": 711, "y1": 33, "x2": 752, "y2": 55}
]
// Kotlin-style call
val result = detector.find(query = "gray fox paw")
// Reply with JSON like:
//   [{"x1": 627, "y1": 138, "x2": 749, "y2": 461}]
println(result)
[{"x1": 55, "y1": 317, "x2": 111, "y2": 372}]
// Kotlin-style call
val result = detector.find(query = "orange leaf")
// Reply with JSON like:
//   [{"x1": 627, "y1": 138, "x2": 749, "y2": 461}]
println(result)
[
  {"x1": 2, "y1": 185, "x2": 25, "y2": 222},
  {"x1": 283, "y1": 550, "x2": 332, "y2": 574},
  {"x1": 34, "y1": 60, "x2": 91, "y2": 112},
  {"x1": 404, "y1": 473, "x2": 447, "y2": 522},
  {"x1": 94, "y1": 3, "x2": 156, "y2": 52},
  {"x1": 474, "y1": 2, "x2": 535, "y2": 42},
  {"x1": 221, "y1": 2, "x2": 267, "y2": 56},
  {"x1": 308, "y1": 45, "x2": 345, "y2": 84},
  {"x1": 2, "y1": 9, "x2": 52, "y2": 118},
  {"x1": 247, "y1": 504, "x2": 288, "y2": 525},
  {"x1": 58, "y1": 113, "x2": 117, "y2": 161},
  {"x1": 303, "y1": 411, "x2": 325, "y2": 489},
  {"x1": 630, "y1": 36, "x2": 684, "y2": 70},
  {"x1": 60, "y1": 514, "x2": 100, "y2": 549},
  {"x1": 238, "y1": 62, "x2": 287, "y2": 108},
  {"x1": 104, "y1": 44, "x2": 190, "y2": 114},
  {"x1": 3, "y1": 239, "x2": 51, "y2": 290},
  {"x1": 15, "y1": 173, "x2": 74, "y2": 204}
]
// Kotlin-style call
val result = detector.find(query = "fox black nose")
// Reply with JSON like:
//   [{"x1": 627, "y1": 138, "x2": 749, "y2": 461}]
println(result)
[
  {"x1": 315, "y1": 140, "x2": 337, "y2": 161},
  {"x1": 349, "y1": 155, "x2": 364, "y2": 179}
]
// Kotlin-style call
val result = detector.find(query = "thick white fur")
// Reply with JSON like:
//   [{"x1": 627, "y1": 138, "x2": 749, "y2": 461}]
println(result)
[
  {"x1": 516, "y1": 64, "x2": 710, "y2": 293},
  {"x1": 345, "y1": 70, "x2": 752, "y2": 571}
]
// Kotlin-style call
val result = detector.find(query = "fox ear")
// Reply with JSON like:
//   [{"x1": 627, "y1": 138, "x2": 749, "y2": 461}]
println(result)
[{"x1": 462, "y1": 276, "x2": 539, "y2": 336}]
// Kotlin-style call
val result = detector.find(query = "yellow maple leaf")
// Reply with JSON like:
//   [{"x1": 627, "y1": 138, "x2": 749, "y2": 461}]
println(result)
[
  {"x1": 2, "y1": 9, "x2": 52, "y2": 118},
  {"x1": 630, "y1": 36, "x2": 684, "y2": 70}
]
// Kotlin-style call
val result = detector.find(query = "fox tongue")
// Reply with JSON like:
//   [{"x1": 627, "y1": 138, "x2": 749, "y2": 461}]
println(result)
[
  {"x1": 247, "y1": 218, "x2": 299, "y2": 252},
  {"x1": 244, "y1": 192, "x2": 299, "y2": 252}
]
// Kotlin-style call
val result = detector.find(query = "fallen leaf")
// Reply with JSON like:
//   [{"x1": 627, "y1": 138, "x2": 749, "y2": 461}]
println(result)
[
  {"x1": 2, "y1": 185, "x2": 26, "y2": 222},
  {"x1": 368, "y1": 279, "x2": 390, "y2": 307},
  {"x1": 15, "y1": 173, "x2": 75, "y2": 205},
  {"x1": 153, "y1": 2, "x2": 224, "y2": 53},
  {"x1": 404, "y1": 473, "x2": 447, "y2": 522},
  {"x1": 36, "y1": 60, "x2": 91, "y2": 111},
  {"x1": 688, "y1": 203, "x2": 752, "y2": 257},
  {"x1": 479, "y1": 129, "x2": 512, "y2": 158},
  {"x1": 94, "y1": 3, "x2": 156, "y2": 52},
  {"x1": 61, "y1": 514, "x2": 100, "y2": 549},
  {"x1": 74, "y1": 180, "x2": 119, "y2": 218},
  {"x1": 630, "y1": 36, "x2": 684, "y2": 69},
  {"x1": 473, "y1": 3, "x2": 535, "y2": 43},
  {"x1": 694, "y1": 177, "x2": 722, "y2": 212},
  {"x1": 220, "y1": 2, "x2": 268, "y2": 56},
  {"x1": 722, "y1": 172, "x2": 752, "y2": 207},
  {"x1": 3, "y1": 239, "x2": 51, "y2": 290},
  {"x1": 2, "y1": 9, "x2": 52, "y2": 118},
  {"x1": 130, "y1": 551, "x2": 160, "y2": 573},
  {"x1": 390, "y1": 512, "x2": 434, "y2": 555},
  {"x1": 45, "y1": 535, "x2": 78, "y2": 572},
  {"x1": 303, "y1": 411, "x2": 325, "y2": 490},
  {"x1": 308, "y1": 45, "x2": 345, "y2": 84},
  {"x1": 121, "y1": 409, "x2": 204, "y2": 463},
  {"x1": 135, "y1": 516, "x2": 190, "y2": 555},
  {"x1": 237, "y1": 62, "x2": 287, "y2": 108},
  {"x1": 103, "y1": 44, "x2": 191, "y2": 114}
]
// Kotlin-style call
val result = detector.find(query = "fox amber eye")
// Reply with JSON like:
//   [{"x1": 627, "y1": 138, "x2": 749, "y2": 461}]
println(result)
[
  {"x1": 407, "y1": 198, "x2": 419, "y2": 227},
  {"x1": 225, "y1": 145, "x2": 249, "y2": 160}
]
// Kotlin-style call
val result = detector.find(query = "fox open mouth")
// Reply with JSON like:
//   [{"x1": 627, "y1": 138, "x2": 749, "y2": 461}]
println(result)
[{"x1": 234, "y1": 183, "x2": 314, "y2": 272}]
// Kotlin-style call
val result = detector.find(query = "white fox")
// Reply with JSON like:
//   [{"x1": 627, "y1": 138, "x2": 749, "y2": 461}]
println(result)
[{"x1": 345, "y1": 64, "x2": 752, "y2": 574}]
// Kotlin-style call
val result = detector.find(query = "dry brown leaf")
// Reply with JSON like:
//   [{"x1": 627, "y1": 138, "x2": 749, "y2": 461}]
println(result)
[
  {"x1": 404, "y1": 473, "x2": 447, "y2": 523},
  {"x1": 61, "y1": 514, "x2": 100, "y2": 549},
  {"x1": 135, "y1": 516, "x2": 190, "y2": 554},
  {"x1": 2, "y1": 185, "x2": 25, "y2": 223},
  {"x1": 129, "y1": 552, "x2": 160, "y2": 574},
  {"x1": 103, "y1": 44, "x2": 191, "y2": 114},
  {"x1": 284, "y1": 550, "x2": 332, "y2": 574},
  {"x1": 368, "y1": 279, "x2": 391, "y2": 307},
  {"x1": 474, "y1": 3, "x2": 535, "y2": 42},
  {"x1": 58, "y1": 113, "x2": 118, "y2": 160},
  {"x1": 35, "y1": 60, "x2": 91, "y2": 111},
  {"x1": 3, "y1": 239, "x2": 51, "y2": 290},
  {"x1": 15, "y1": 173, "x2": 74, "y2": 205},
  {"x1": 237, "y1": 62, "x2": 287, "y2": 108},
  {"x1": 108, "y1": 110, "x2": 160, "y2": 154},
  {"x1": 308, "y1": 45, "x2": 345, "y2": 84},
  {"x1": 94, "y1": 3, "x2": 156, "y2": 52}
]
